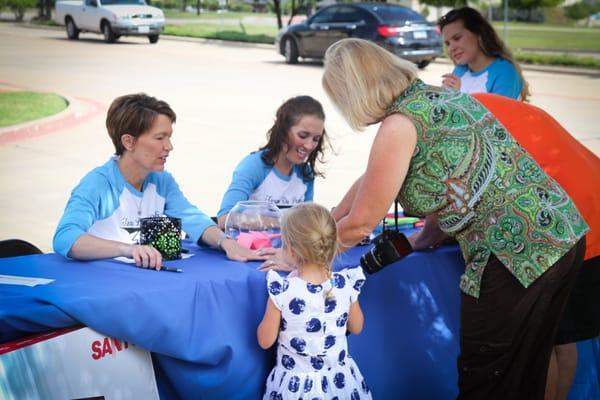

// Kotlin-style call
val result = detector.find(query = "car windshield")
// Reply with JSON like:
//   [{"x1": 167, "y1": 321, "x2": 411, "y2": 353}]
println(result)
[
  {"x1": 368, "y1": 5, "x2": 426, "y2": 24},
  {"x1": 101, "y1": 0, "x2": 147, "y2": 5}
]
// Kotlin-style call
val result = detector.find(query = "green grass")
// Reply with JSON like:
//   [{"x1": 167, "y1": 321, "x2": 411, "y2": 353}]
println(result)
[
  {"x1": 493, "y1": 25, "x2": 600, "y2": 52},
  {"x1": 164, "y1": 10, "x2": 256, "y2": 19},
  {"x1": 516, "y1": 52, "x2": 600, "y2": 69},
  {"x1": 30, "y1": 18, "x2": 60, "y2": 26},
  {"x1": 164, "y1": 23, "x2": 276, "y2": 43},
  {"x1": 0, "y1": 91, "x2": 67, "y2": 127}
]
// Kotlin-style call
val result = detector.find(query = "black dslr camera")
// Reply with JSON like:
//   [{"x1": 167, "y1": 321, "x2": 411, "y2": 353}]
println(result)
[{"x1": 360, "y1": 229, "x2": 413, "y2": 275}]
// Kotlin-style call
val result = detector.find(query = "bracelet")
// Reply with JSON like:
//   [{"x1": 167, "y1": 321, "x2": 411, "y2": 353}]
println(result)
[{"x1": 216, "y1": 234, "x2": 233, "y2": 251}]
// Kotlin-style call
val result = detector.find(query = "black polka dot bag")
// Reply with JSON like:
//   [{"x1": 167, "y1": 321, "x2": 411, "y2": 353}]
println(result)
[{"x1": 139, "y1": 216, "x2": 182, "y2": 260}]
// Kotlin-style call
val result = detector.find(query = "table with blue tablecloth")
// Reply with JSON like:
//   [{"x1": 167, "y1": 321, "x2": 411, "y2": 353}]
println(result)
[{"x1": 0, "y1": 242, "x2": 598, "y2": 399}]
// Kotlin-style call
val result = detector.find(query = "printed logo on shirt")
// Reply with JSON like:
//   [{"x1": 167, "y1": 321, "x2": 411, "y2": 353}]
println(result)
[
  {"x1": 251, "y1": 171, "x2": 308, "y2": 207},
  {"x1": 264, "y1": 194, "x2": 304, "y2": 206},
  {"x1": 88, "y1": 187, "x2": 165, "y2": 245},
  {"x1": 120, "y1": 211, "x2": 161, "y2": 244},
  {"x1": 460, "y1": 71, "x2": 488, "y2": 94}
]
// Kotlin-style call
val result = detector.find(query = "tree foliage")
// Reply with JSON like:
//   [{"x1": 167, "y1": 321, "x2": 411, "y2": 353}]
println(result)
[
  {"x1": 508, "y1": 0, "x2": 563, "y2": 11},
  {"x1": 4, "y1": 0, "x2": 37, "y2": 21},
  {"x1": 271, "y1": 0, "x2": 282, "y2": 28},
  {"x1": 418, "y1": 0, "x2": 467, "y2": 8},
  {"x1": 285, "y1": 0, "x2": 312, "y2": 26},
  {"x1": 37, "y1": 0, "x2": 54, "y2": 20},
  {"x1": 564, "y1": 0, "x2": 600, "y2": 20}
]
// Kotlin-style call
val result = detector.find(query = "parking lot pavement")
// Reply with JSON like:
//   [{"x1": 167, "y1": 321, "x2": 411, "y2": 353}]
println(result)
[{"x1": 1, "y1": 23, "x2": 599, "y2": 252}]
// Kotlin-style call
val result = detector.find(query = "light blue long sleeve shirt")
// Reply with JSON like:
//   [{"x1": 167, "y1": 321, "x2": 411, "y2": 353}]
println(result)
[
  {"x1": 218, "y1": 150, "x2": 314, "y2": 218},
  {"x1": 53, "y1": 157, "x2": 215, "y2": 257}
]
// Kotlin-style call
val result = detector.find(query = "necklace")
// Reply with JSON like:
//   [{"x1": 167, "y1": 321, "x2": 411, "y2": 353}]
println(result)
[{"x1": 134, "y1": 192, "x2": 144, "y2": 217}]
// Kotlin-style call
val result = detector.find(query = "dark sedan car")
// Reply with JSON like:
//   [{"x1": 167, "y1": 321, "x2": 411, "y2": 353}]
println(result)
[{"x1": 275, "y1": 3, "x2": 443, "y2": 68}]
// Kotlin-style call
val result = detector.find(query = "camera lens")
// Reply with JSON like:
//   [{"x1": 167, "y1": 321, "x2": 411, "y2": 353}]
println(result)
[
  {"x1": 360, "y1": 247, "x2": 382, "y2": 275},
  {"x1": 360, "y1": 230, "x2": 412, "y2": 274}
]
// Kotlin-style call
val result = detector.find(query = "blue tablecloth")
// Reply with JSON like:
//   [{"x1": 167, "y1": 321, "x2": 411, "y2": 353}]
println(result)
[{"x1": 0, "y1": 243, "x2": 598, "y2": 399}]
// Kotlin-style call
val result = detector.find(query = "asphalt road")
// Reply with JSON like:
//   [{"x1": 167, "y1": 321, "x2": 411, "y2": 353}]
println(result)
[{"x1": 1, "y1": 23, "x2": 599, "y2": 251}]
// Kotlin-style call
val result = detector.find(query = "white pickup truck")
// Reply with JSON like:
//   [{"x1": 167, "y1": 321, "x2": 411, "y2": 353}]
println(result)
[{"x1": 54, "y1": 0, "x2": 165, "y2": 43}]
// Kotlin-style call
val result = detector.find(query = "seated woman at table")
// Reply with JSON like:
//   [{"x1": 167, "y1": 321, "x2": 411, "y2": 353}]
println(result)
[
  {"x1": 321, "y1": 38, "x2": 588, "y2": 399},
  {"x1": 257, "y1": 203, "x2": 371, "y2": 399},
  {"x1": 216, "y1": 95, "x2": 329, "y2": 228},
  {"x1": 438, "y1": 7, "x2": 529, "y2": 101},
  {"x1": 53, "y1": 93, "x2": 264, "y2": 269}
]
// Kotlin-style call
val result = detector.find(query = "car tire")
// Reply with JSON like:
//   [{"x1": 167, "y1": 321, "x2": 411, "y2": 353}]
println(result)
[
  {"x1": 283, "y1": 37, "x2": 299, "y2": 64},
  {"x1": 148, "y1": 34, "x2": 159, "y2": 44},
  {"x1": 417, "y1": 60, "x2": 431, "y2": 69},
  {"x1": 65, "y1": 17, "x2": 79, "y2": 40},
  {"x1": 101, "y1": 21, "x2": 117, "y2": 43}
]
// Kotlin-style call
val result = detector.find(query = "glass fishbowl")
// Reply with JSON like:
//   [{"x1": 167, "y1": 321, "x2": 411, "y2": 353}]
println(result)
[{"x1": 224, "y1": 200, "x2": 282, "y2": 248}]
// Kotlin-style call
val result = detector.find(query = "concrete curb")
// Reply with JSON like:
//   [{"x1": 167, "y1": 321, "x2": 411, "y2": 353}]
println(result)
[
  {"x1": 0, "y1": 91, "x2": 105, "y2": 146},
  {"x1": 6, "y1": 21, "x2": 63, "y2": 31},
  {"x1": 519, "y1": 63, "x2": 600, "y2": 77},
  {"x1": 161, "y1": 33, "x2": 273, "y2": 50}
]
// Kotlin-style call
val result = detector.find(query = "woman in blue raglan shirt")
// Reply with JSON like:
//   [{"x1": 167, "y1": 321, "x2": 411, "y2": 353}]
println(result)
[
  {"x1": 53, "y1": 93, "x2": 264, "y2": 269},
  {"x1": 217, "y1": 95, "x2": 329, "y2": 228},
  {"x1": 438, "y1": 7, "x2": 530, "y2": 101}
]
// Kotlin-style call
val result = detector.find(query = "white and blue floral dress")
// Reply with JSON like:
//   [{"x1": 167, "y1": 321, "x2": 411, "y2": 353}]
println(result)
[{"x1": 263, "y1": 267, "x2": 372, "y2": 400}]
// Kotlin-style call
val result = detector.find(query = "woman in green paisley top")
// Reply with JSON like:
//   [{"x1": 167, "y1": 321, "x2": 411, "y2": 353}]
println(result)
[{"x1": 322, "y1": 38, "x2": 589, "y2": 399}]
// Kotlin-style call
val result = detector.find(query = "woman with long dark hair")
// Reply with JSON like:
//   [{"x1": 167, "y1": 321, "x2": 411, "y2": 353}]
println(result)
[
  {"x1": 439, "y1": 7, "x2": 530, "y2": 101},
  {"x1": 217, "y1": 95, "x2": 329, "y2": 228}
]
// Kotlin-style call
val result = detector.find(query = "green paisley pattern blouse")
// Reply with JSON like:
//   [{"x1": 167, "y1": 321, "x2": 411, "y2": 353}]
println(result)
[{"x1": 387, "y1": 80, "x2": 589, "y2": 298}]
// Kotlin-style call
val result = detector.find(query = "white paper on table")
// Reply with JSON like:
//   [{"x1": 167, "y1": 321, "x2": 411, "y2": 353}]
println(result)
[
  {"x1": 114, "y1": 252, "x2": 193, "y2": 264},
  {"x1": 0, "y1": 274, "x2": 55, "y2": 287}
]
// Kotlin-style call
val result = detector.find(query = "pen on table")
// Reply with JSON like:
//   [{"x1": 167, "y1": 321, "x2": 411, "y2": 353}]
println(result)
[
  {"x1": 135, "y1": 265, "x2": 183, "y2": 273},
  {"x1": 160, "y1": 266, "x2": 183, "y2": 273}
]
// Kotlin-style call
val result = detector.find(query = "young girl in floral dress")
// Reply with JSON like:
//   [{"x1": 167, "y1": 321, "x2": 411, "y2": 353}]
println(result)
[{"x1": 257, "y1": 203, "x2": 371, "y2": 399}]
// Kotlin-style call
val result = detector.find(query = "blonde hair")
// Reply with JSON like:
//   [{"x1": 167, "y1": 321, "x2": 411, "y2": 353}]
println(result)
[
  {"x1": 281, "y1": 203, "x2": 338, "y2": 297},
  {"x1": 322, "y1": 38, "x2": 418, "y2": 131}
]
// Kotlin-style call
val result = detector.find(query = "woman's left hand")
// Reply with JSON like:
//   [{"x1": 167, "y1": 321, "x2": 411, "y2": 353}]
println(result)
[
  {"x1": 408, "y1": 214, "x2": 449, "y2": 251},
  {"x1": 441, "y1": 73, "x2": 461, "y2": 91},
  {"x1": 257, "y1": 248, "x2": 294, "y2": 272}
]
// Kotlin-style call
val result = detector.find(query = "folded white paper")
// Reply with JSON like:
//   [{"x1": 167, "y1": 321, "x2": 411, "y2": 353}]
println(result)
[{"x1": 0, "y1": 274, "x2": 55, "y2": 287}]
